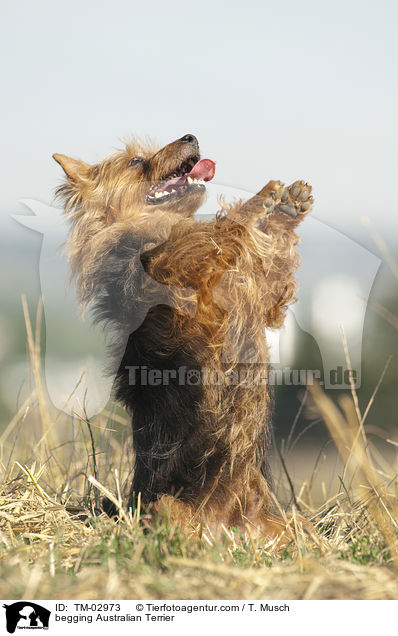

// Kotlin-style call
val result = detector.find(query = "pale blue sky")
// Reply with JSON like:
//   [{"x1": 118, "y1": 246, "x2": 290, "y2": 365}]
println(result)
[{"x1": 1, "y1": 0, "x2": 398, "y2": 247}]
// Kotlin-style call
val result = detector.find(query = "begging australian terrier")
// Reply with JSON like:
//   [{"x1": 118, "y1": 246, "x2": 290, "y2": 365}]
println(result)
[{"x1": 54, "y1": 133, "x2": 313, "y2": 541}]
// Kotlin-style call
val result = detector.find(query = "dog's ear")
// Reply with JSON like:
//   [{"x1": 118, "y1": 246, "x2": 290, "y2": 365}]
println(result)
[{"x1": 53, "y1": 153, "x2": 91, "y2": 183}]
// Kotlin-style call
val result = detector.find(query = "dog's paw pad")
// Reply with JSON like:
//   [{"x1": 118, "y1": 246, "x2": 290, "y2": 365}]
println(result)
[
  {"x1": 289, "y1": 182, "x2": 302, "y2": 200},
  {"x1": 278, "y1": 203, "x2": 297, "y2": 218},
  {"x1": 300, "y1": 200, "x2": 312, "y2": 213},
  {"x1": 276, "y1": 181, "x2": 313, "y2": 219},
  {"x1": 256, "y1": 181, "x2": 285, "y2": 214}
]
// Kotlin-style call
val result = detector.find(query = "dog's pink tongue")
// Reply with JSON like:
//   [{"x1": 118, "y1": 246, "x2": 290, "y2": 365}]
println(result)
[
  {"x1": 159, "y1": 158, "x2": 216, "y2": 192},
  {"x1": 188, "y1": 158, "x2": 216, "y2": 182}
]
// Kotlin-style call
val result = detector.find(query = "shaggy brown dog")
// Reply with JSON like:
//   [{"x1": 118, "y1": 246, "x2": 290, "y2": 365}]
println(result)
[{"x1": 53, "y1": 134, "x2": 312, "y2": 540}]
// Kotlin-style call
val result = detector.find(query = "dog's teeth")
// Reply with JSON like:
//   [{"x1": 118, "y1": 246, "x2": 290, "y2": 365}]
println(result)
[
  {"x1": 187, "y1": 176, "x2": 193, "y2": 184},
  {"x1": 154, "y1": 192, "x2": 161, "y2": 199}
]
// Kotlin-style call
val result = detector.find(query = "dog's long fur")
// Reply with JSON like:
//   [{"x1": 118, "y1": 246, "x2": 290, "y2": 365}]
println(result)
[{"x1": 54, "y1": 134, "x2": 312, "y2": 538}]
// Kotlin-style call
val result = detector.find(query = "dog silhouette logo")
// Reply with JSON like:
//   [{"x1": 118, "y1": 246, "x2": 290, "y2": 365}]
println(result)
[{"x1": 3, "y1": 602, "x2": 50, "y2": 633}]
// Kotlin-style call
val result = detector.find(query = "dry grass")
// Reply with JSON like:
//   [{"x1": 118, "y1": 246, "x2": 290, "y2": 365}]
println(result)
[{"x1": 0, "y1": 296, "x2": 397, "y2": 600}]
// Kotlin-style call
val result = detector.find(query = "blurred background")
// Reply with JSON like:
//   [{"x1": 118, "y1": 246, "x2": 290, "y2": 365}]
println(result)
[{"x1": 1, "y1": 0, "x2": 397, "y2": 492}]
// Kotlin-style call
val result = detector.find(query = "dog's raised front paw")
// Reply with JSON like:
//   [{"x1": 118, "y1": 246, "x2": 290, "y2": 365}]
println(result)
[
  {"x1": 275, "y1": 180, "x2": 313, "y2": 219},
  {"x1": 257, "y1": 179, "x2": 313, "y2": 220}
]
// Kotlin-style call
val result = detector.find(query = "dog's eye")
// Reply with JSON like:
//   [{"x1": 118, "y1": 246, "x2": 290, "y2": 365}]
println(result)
[{"x1": 127, "y1": 157, "x2": 145, "y2": 168}]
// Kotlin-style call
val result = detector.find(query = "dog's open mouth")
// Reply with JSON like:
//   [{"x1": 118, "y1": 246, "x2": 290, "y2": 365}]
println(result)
[{"x1": 146, "y1": 156, "x2": 216, "y2": 205}]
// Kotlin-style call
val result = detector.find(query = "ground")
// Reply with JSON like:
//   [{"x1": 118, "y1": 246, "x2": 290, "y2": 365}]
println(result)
[{"x1": 0, "y1": 304, "x2": 397, "y2": 601}]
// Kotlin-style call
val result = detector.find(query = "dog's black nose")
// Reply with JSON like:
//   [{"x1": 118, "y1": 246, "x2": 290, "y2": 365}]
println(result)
[{"x1": 180, "y1": 134, "x2": 198, "y2": 145}]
